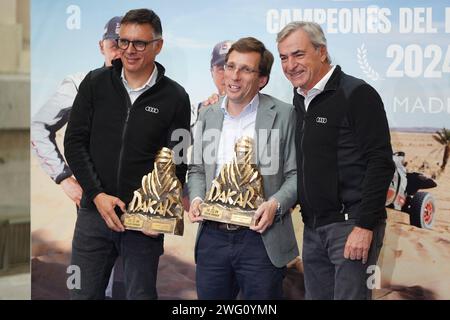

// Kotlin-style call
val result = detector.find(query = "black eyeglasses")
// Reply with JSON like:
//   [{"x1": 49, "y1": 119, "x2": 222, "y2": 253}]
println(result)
[
  {"x1": 117, "y1": 38, "x2": 161, "y2": 52},
  {"x1": 224, "y1": 63, "x2": 259, "y2": 75}
]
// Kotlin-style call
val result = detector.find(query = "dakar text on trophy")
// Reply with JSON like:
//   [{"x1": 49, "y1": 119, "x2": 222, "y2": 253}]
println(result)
[
  {"x1": 121, "y1": 148, "x2": 184, "y2": 236},
  {"x1": 200, "y1": 136, "x2": 265, "y2": 227}
]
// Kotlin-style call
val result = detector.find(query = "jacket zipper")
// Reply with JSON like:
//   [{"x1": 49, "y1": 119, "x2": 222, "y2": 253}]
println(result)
[
  {"x1": 300, "y1": 109, "x2": 317, "y2": 229},
  {"x1": 300, "y1": 89, "x2": 336, "y2": 229},
  {"x1": 113, "y1": 63, "x2": 162, "y2": 204},
  {"x1": 116, "y1": 96, "x2": 132, "y2": 198}
]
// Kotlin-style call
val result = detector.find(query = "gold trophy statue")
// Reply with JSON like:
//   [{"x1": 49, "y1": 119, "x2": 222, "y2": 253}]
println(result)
[
  {"x1": 121, "y1": 147, "x2": 184, "y2": 235},
  {"x1": 200, "y1": 136, "x2": 264, "y2": 227}
]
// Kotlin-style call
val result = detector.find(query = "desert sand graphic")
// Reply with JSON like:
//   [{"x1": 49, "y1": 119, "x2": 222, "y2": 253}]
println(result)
[{"x1": 31, "y1": 131, "x2": 450, "y2": 299}]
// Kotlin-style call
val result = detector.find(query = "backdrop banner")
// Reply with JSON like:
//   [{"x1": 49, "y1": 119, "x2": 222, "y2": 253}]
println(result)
[{"x1": 31, "y1": 0, "x2": 450, "y2": 300}]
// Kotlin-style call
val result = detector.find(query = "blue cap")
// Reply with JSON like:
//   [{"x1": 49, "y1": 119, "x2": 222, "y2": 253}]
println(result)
[
  {"x1": 102, "y1": 16, "x2": 122, "y2": 40},
  {"x1": 210, "y1": 40, "x2": 233, "y2": 68}
]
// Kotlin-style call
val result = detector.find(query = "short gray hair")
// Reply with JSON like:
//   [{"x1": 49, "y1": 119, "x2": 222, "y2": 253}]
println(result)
[{"x1": 276, "y1": 21, "x2": 331, "y2": 64}]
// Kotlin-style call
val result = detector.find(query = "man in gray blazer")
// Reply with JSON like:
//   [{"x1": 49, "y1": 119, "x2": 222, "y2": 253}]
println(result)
[{"x1": 188, "y1": 37, "x2": 298, "y2": 300}]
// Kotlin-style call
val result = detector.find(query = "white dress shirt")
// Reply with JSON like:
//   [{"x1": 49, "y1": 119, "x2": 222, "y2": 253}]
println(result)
[
  {"x1": 121, "y1": 64, "x2": 158, "y2": 104},
  {"x1": 215, "y1": 94, "x2": 259, "y2": 177},
  {"x1": 297, "y1": 65, "x2": 336, "y2": 111}
]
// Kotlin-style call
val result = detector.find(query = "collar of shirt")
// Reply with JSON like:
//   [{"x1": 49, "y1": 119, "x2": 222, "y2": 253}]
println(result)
[
  {"x1": 215, "y1": 93, "x2": 259, "y2": 177},
  {"x1": 220, "y1": 93, "x2": 259, "y2": 119},
  {"x1": 121, "y1": 64, "x2": 158, "y2": 95},
  {"x1": 297, "y1": 65, "x2": 336, "y2": 98}
]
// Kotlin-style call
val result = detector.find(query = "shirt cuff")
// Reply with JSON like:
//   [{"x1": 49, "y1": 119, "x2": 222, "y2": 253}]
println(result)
[
  {"x1": 54, "y1": 166, "x2": 73, "y2": 184},
  {"x1": 191, "y1": 196, "x2": 203, "y2": 205},
  {"x1": 269, "y1": 197, "x2": 282, "y2": 215}
]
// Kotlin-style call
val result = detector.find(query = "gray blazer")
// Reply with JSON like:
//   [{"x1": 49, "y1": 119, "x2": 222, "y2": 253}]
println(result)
[{"x1": 188, "y1": 93, "x2": 299, "y2": 268}]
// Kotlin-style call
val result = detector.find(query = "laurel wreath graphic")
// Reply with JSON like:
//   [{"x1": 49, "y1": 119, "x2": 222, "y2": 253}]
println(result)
[{"x1": 357, "y1": 44, "x2": 384, "y2": 81}]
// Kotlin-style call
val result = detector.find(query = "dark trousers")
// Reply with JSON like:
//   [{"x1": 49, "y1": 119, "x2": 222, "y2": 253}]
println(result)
[
  {"x1": 196, "y1": 225, "x2": 286, "y2": 300},
  {"x1": 302, "y1": 219, "x2": 386, "y2": 300},
  {"x1": 70, "y1": 208, "x2": 163, "y2": 300}
]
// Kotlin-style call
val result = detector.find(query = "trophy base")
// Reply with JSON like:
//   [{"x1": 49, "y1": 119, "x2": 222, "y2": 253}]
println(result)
[
  {"x1": 121, "y1": 212, "x2": 183, "y2": 236},
  {"x1": 199, "y1": 202, "x2": 256, "y2": 227}
]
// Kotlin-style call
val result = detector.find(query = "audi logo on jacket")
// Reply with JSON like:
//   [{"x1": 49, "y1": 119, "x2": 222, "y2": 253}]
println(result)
[{"x1": 293, "y1": 66, "x2": 395, "y2": 231}]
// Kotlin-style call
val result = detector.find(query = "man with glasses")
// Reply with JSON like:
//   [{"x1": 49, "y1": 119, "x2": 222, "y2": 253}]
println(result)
[
  {"x1": 64, "y1": 8, "x2": 190, "y2": 300},
  {"x1": 188, "y1": 37, "x2": 298, "y2": 299},
  {"x1": 182, "y1": 40, "x2": 233, "y2": 213}
]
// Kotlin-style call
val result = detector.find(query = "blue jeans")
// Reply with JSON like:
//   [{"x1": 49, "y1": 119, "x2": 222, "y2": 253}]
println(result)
[
  {"x1": 302, "y1": 219, "x2": 386, "y2": 300},
  {"x1": 196, "y1": 224, "x2": 286, "y2": 300},
  {"x1": 70, "y1": 208, "x2": 163, "y2": 300}
]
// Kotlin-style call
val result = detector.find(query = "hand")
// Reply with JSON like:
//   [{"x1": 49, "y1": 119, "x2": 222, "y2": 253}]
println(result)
[
  {"x1": 250, "y1": 198, "x2": 278, "y2": 234},
  {"x1": 188, "y1": 198, "x2": 204, "y2": 223},
  {"x1": 201, "y1": 93, "x2": 220, "y2": 107},
  {"x1": 344, "y1": 226, "x2": 373, "y2": 264},
  {"x1": 60, "y1": 176, "x2": 83, "y2": 207},
  {"x1": 93, "y1": 192, "x2": 126, "y2": 232}
]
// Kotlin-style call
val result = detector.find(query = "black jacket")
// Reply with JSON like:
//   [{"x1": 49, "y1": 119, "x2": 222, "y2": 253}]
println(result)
[
  {"x1": 294, "y1": 66, "x2": 394, "y2": 230},
  {"x1": 64, "y1": 60, "x2": 191, "y2": 210}
]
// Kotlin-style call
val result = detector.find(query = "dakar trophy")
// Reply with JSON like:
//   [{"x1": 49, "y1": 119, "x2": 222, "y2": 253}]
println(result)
[
  {"x1": 121, "y1": 147, "x2": 184, "y2": 235},
  {"x1": 200, "y1": 136, "x2": 264, "y2": 227}
]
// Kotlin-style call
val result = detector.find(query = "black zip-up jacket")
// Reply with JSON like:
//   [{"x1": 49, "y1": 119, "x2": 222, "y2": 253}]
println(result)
[
  {"x1": 64, "y1": 60, "x2": 191, "y2": 211},
  {"x1": 294, "y1": 66, "x2": 394, "y2": 230}
]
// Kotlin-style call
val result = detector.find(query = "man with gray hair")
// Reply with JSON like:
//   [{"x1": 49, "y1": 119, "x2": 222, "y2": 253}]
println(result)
[{"x1": 277, "y1": 21, "x2": 394, "y2": 300}]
